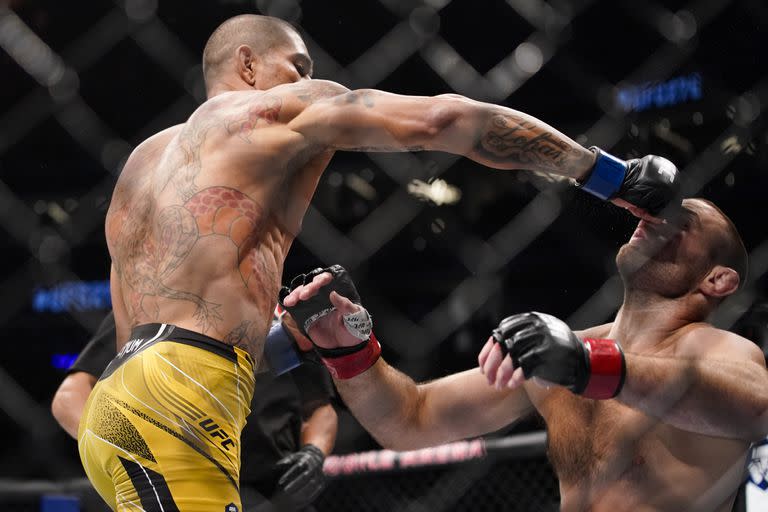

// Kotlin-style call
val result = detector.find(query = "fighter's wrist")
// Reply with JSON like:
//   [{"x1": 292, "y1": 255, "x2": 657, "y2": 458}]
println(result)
[
  {"x1": 578, "y1": 338, "x2": 626, "y2": 399},
  {"x1": 299, "y1": 443, "x2": 325, "y2": 459},
  {"x1": 316, "y1": 333, "x2": 382, "y2": 380},
  {"x1": 578, "y1": 147, "x2": 628, "y2": 200}
]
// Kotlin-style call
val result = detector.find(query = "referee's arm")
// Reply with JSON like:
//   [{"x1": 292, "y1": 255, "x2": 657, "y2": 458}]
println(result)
[
  {"x1": 52, "y1": 372, "x2": 98, "y2": 438},
  {"x1": 51, "y1": 311, "x2": 116, "y2": 438},
  {"x1": 295, "y1": 363, "x2": 338, "y2": 456}
]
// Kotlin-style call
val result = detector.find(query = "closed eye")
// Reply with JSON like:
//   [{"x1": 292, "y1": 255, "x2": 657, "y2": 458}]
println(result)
[{"x1": 291, "y1": 53, "x2": 314, "y2": 78}]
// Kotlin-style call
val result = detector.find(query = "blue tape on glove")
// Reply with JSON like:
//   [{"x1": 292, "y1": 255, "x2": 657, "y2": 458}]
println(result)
[
  {"x1": 580, "y1": 148, "x2": 627, "y2": 200},
  {"x1": 264, "y1": 322, "x2": 302, "y2": 376}
]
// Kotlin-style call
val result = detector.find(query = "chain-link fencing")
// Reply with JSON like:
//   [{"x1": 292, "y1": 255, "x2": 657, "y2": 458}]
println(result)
[{"x1": 1, "y1": 0, "x2": 767, "y2": 510}]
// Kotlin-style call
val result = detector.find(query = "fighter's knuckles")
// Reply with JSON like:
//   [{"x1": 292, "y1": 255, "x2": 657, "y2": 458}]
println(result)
[
  {"x1": 483, "y1": 345, "x2": 505, "y2": 381},
  {"x1": 286, "y1": 289, "x2": 302, "y2": 306},
  {"x1": 299, "y1": 285, "x2": 318, "y2": 300},
  {"x1": 312, "y1": 272, "x2": 332, "y2": 286}
]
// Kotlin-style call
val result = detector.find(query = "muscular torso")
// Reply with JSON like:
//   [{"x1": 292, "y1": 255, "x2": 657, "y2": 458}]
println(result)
[
  {"x1": 106, "y1": 85, "x2": 333, "y2": 364},
  {"x1": 525, "y1": 326, "x2": 750, "y2": 512}
]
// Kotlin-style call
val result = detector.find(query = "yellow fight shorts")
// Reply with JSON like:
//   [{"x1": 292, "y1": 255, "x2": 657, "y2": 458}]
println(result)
[{"x1": 78, "y1": 323, "x2": 256, "y2": 512}]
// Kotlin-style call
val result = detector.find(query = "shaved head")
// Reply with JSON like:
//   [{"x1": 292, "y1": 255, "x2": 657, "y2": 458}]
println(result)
[{"x1": 202, "y1": 15, "x2": 298, "y2": 91}]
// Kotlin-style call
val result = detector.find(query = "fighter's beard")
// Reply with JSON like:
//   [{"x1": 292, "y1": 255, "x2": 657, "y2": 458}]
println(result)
[{"x1": 617, "y1": 245, "x2": 698, "y2": 300}]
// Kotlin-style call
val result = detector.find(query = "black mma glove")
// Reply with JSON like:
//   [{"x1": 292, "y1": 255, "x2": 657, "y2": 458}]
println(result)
[
  {"x1": 493, "y1": 312, "x2": 626, "y2": 399},
  {"x1": 279, "y1": 265, "x2": 381, "y2": 379},
  {"x1": 273, "y1": 444, "x2": 326, "y2": 508},
  {"x1": 580, "y1": 147, "x2": 681, "y2": 216}
]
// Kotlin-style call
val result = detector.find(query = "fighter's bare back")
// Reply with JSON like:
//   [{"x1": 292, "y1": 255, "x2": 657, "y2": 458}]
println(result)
[{"x1": 106, "y1": 82, "x2": 345, "y2": 361}]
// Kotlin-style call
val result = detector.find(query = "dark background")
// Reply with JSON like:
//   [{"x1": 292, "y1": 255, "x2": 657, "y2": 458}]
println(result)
[{"x1": 0, "y1": 0, "x2": 766, "y2": 483}]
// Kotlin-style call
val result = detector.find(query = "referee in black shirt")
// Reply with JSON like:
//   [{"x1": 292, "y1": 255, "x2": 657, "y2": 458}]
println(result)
[{"x1": 52, "y1": 311, "x2": 338, "y2": 511}]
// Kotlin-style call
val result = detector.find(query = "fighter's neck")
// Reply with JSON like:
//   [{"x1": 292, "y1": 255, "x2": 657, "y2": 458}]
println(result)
[
  {"x1": 608, "y1": 290, "x2": 706, "y2": 351},
  {"x1": 207, "y1": 80, "x2": 256, "y2": 99}
]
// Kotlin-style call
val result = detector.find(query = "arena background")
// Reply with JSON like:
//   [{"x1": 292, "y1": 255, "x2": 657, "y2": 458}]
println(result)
[{"x1": 1, "y1": 0, "x2": 767, "y2": 510}]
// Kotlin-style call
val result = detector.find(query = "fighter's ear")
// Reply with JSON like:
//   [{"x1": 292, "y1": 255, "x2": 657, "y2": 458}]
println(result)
[
  {"x1": 700, "y1": 265, "x2": 740, "y2": 298},
  {"x1": 235, "y1": 45, "x2": 257, "y2": 86}
]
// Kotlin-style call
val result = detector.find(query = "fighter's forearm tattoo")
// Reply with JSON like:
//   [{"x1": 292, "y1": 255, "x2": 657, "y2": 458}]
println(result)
[{"x1": 474, "y1": 113, "x2": 592, "y2": 176}]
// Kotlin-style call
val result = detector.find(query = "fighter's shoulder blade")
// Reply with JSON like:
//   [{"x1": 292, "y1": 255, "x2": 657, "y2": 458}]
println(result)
[{"x1": 125, "y1": 124, "x2": 184, "y2": 164}]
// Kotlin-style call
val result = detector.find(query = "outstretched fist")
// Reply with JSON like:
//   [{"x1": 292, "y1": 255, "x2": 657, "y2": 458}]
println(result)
[{"x1": 479, "y1": 312, "x2": 626, "y2": 400}]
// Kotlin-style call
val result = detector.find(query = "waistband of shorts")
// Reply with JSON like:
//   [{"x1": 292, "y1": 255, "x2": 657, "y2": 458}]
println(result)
[
  {"x1": 99, "y1": 323, "x2": 255, "y2": 381},
  {"x1": 130, "y1": 323, "x2": 241, "y2": 363}
]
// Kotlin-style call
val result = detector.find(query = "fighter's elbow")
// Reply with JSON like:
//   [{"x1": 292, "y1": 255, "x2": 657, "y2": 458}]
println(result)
[
  {"x1": 425, "y1": 98, "x2": 464, "y2": 130},
  {"x1": 420, "y1": 96, "x2": 479, "y2": 152}
]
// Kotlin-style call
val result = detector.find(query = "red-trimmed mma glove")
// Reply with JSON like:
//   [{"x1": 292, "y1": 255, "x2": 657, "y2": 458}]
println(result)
[
  {"x1": 493, "y1": 312, "x2": 626, "y2": 399},
  {"x1": 278, "y1": 265, "x2": 380, "y2": 380}
]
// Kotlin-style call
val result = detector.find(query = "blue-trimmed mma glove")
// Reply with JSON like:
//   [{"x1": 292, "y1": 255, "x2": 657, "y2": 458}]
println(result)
[
  {"x1": 263, "y1": 305, "x2": 318, "y2": 376},
  {"x1": 278, "y1": 265, "x2": 381, "y2": 380},
  {"x1": 273, "y1": 444, "x2": 326, "y2": 508},
  {"x1": 579, "y1": 147, "x2": 681, "y2": 216},
  {"x1": 493, "y1": 312, "x2": 626, "y2": 399}
]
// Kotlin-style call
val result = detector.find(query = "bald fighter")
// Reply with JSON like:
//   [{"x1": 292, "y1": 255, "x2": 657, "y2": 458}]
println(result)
[
  {"x1": 281, "y1": 199, "x2": 768, "y2": 512},
  {"x1": 80, "y1": 13, "x2": 680, "y2": 511}
]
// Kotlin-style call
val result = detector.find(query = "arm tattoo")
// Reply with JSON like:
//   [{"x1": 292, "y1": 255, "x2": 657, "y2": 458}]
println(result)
[
  {"x1": 475, "y1": 113, "x2": 591, "y2": 176},
  {"x1": 334, "y1": 90, "x2": 376, "y2": 108}
]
